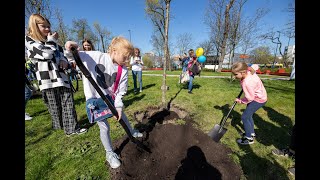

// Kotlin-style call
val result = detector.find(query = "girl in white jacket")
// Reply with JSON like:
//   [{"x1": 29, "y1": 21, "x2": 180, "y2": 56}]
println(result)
[{"x1": 65, "y1": 36, "x2": 143, "y2": 169}]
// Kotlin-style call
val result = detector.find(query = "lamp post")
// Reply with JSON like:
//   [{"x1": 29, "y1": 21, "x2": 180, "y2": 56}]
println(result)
[
  {"x1": 273, "y1": 31, "x2": 281, "y2": 67},
  {"x1": 128, "y1": 30, "x2": 131, "y2": 42}
]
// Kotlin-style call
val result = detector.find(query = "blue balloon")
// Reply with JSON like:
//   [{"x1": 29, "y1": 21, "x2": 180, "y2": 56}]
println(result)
[{"x1": 198, "y1": 55, "x2": 206, "y2": 63}]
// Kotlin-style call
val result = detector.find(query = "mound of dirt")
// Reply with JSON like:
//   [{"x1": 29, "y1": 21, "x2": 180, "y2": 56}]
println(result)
[{"x1": 109, "y1": 106, "x2": 243, "y2": 180}]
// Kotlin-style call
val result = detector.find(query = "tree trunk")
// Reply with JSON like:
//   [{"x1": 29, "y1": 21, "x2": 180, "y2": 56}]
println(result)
[
  {"x1": 161, "y1": 1, "x2": 170, "y2": 109},
  {"x1": 217, "y1": 0, "x2": 235, "y2": 72}
]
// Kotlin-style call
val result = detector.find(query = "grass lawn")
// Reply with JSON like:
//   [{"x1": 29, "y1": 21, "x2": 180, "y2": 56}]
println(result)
[{"x1": 25, "y1": 71, "x2": 295, "y2": 179}]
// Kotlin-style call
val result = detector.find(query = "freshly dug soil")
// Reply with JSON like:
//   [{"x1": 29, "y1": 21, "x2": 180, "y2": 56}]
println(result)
[{"x1": 110, "y1": 106, "x2": 243, "y2": 180}]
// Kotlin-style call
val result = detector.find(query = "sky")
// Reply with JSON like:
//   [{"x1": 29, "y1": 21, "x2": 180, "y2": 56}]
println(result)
[{"x1": 49, "y1": 0, "x2": 294, "y2": 55}]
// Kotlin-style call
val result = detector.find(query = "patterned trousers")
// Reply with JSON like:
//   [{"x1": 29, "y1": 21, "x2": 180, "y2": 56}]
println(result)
[{"x1": 42, "y1": 86, "x2": 79, "y2": 134}]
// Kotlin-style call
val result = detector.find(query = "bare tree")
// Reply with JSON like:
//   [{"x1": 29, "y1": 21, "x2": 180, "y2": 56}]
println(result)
[
  {"x1": 250, "y1": 46, "x2": 274, "y2": 64},
  {"x1": 198, "y1": 38, "x2": 216, "y2": 56},
  {"x1": 53, "y1": 8, "x2": 70, "y2": 46},
  {"x1": 237, "y1": 7, "x2": 269, "y2": 56},
  {"x1": 228, "y1": 3, "x2": 269, "y2": 66},
  {"x1": 227, "y1": 0, "x2": 247, "y2": 67},
  {"x1": 93, "y1": 22, "x2": 112, "y2": 52},
  {"x1": 205, "y1": 0, "x2": 235, "y2": 72},
  {"x1": 175, "y1": 32, "x2": 194, "y2": 55},
  {"x1": 146, "y1": 0, "x2": 172, "y2": 109},
  {"x1": 205, "y1": 0, "x2": 225, "y2": 68},
  {"x1": 150, "y1": 33, "x2": 164, "y2": 57},
  {"x1": 284, "y1": 1, "x2": 295, "y2": 38},
  {"x1": 70, "y1": 18, "x2": 96, "y2": 45},
  {"x1": 217, "y1": 0, "x2": 235, "y2": 72},
  {"x1": 259, "y1": 30, "x2": 286, "y2": 66},
  {"x1": 25, "y1": 0, "x2": 52, "y2": 24}
]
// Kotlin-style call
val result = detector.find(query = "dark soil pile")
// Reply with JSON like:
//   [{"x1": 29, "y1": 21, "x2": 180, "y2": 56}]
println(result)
[{"x1": 110, "y1": 106, "x2": 243, "y2": 180}]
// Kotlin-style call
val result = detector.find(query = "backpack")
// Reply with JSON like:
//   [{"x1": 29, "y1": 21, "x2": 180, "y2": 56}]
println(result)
[{"x1": 190, "y1": 63, "x2": 201, "y2": 75}]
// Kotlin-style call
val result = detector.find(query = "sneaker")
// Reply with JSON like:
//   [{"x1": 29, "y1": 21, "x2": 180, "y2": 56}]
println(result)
[
  {"x1": 288, "y1": 166, "x2": 295, "y2": 176},
  {"x1": 139, "y1": 90, "x2": 142, "y2": 93},
  {"x1": 237, "y1": 136, "x2": 254, "y2": 145},
  {"x1": 242, "y1": 132, "x2": 256, "y2": 138},
  {"x1": 272, "y1": 148, "x2": 295, "y2": 159},
  {"x1": 25, "y1": 113, "x2": 32, "y2": 121},
  {"x1": 132, "y1": 129, "x2": 143, "y2": 138},
  {"x1": 188, "y1": 91, "x2": 193, "y2": 94},
  {"x1": 106, "y1": 151, "x2": 121, "y2": 169},
  {"x1": 66, "y1": 128, "x2": 88, "y2": 136}
]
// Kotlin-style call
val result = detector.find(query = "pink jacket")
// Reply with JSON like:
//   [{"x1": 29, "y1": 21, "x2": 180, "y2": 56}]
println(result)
[{"x1": 238, "y1": 71, "x2": 267, "y2": 104}]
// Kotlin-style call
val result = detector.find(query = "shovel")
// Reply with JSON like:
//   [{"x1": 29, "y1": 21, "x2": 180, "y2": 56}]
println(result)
[
  {"x1": 208, "y1": 89, "x2": 243, "y2": 142},
  {"x1": 70, "y1": 47, "x2": 151, "y2": 153}
]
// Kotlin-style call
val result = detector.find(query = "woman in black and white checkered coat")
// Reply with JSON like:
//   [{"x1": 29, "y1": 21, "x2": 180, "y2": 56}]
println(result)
[{"x1": 25, "y1": 14, "x2": 87, "y2": 136}]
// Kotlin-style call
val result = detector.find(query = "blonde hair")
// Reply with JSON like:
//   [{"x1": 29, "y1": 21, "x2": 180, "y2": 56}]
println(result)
[
  {"x1": 27, "y1": 14, "x2": 51, "y2": 42},
  {"x1": 231, "y1": 62, "x2": 255, "y2": 74},
  {"x1": 108, "y1": 36, "x2": 134, "y2": 57}
]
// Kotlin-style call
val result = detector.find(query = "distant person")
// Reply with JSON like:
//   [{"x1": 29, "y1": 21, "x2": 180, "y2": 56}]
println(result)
[
  {"x1": 186, "y1": 49, "x2": 199, "y2": 94},
  {"x1": 130, "y1": 48, "x2": 144, "y2": 94},
  {"x1": 272, "y1": 124, "x2": 295, "y2": 176},
  {"x1": 65, "y1": 36, "x2": 143, "y2": 169},
  {"x1": 82, "y1": 38, "x2": 95, "y2": 51},
  {"x1": 180, "y1": 53, "x2": 188, "y2": 72},
  {"x1": 231, "y1": 62, "x2": 267, "y2": 145},
  {"x1": 25, "y1": 14, "x2": 87, "y2": 136}
]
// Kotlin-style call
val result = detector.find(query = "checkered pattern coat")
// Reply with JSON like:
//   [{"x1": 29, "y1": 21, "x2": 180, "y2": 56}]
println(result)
[{"x1": 25, "y1": 35, "x2": 70, "y2": 91}]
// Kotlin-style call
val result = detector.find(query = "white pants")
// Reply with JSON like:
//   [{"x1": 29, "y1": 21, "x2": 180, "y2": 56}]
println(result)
[{"x1": 97, "y1": 112, "x2": 134, "y2": 152}]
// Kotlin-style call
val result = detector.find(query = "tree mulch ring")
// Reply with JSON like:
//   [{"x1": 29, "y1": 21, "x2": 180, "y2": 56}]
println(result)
[{"x1": 110, "y1": 105, "x2": 243, "y2": 180}]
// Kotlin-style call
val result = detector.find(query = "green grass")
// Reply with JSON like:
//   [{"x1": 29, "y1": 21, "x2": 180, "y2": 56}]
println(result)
[{"x1": 25, "y1": 71, "x2": 295, "y2": 180}]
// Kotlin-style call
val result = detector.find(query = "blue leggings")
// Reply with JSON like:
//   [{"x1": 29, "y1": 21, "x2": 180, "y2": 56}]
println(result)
[
  {"x1": 241, "y1": 100, "x2": 266, "y2": 137},
  {"x1": 25, "y1": 84, "x2": 32, "y2": 108},
  {"x1": 132, "y1": 70, "x2": 142, "y2": 91}
]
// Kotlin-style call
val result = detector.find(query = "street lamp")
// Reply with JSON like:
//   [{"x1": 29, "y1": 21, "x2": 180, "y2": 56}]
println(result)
[
  {"x1": 128, "y1": 30, "x2": 131, "y2": 42},
  {"x1": 273, "y1": 31, "x2": 281, "y2": 66}
]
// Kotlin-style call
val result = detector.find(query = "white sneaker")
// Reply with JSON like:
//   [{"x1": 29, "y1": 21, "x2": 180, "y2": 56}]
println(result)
[
  {"x1": 132, "y1": 129, "x2": 143, "y2": 138},
  {"x1": 25, "y1": 113, "x2": 32, "y2": 121},
  {"x1": 106, "y1": 151, "x2": 121, "y2": 169},
  {"x1": 139, "y1": 90, "x2": 142, "y2": 93}
]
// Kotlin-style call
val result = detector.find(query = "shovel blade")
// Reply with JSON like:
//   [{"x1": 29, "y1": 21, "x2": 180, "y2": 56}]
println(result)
[{"x1": 208, "y1": 124, "x2": 227, "y2": 142}]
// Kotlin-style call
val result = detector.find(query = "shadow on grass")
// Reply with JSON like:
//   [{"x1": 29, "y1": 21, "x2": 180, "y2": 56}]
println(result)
[
  {"x1": 263, "y1": 84, "x2": 295, "y2": 94},
  {"x1": 123, "y1": 94, "x2": 146, "y2": 107},
  {"x1": 213, "y1": 104, "x2": 292, "y2": 179},
  {"x1": 73, "y1": 96, "x2": 86, "y2": 106},
  {"x1": 167, "y1": 88, "x2": 182, "y2": 110},
  {"x1": 127, "y1": 83, "x2": 156, "y2": 95},
  {"x1": 30, "y1": 109, "x2": 50, "y2": 117},
  {"x1": 236, "y1": 144, "x2": 290, "y2": 179},
  {"x1": 25, "y1": 127, "x2": 53, "y2": 146},
  {"x1": 179, "y1": 83, "x2": 201, "y2": 90},
  {"x1": 262, "y1": 106, "x2": 293, "y2": 129},
  {"x1": 230, "y1": 107, "x2": 292, "y2": 150},
  {"x1": 77, "y1": 114, "x2": 96, "y2": 130}
]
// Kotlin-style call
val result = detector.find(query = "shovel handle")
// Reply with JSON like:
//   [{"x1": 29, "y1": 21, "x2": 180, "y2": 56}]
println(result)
[
  {"x1": 70, "y1": 48, "x2": 151, "y2": 153},
  {"x1": 218, "y1": 89, "x2": 243, "y2": 132}
]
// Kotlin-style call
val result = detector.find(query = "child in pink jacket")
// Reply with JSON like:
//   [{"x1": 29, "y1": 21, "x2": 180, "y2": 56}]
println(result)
[{"x1": 231, "y1": 62, "x2": 267, "y2": 145}]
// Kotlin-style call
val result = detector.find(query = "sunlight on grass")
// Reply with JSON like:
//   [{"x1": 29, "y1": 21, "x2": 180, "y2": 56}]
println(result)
[{"x1": 25, "y1": 74, "x2": 295, "y2": 179}]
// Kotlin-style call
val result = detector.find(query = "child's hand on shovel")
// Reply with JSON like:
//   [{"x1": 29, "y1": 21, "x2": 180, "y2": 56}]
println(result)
[
  {"x1": 235, "y1": 98, "x2": 242, "y2": 103},
  {"x1": 113, "y1": 108, "x2": 122, "y2": 121}
]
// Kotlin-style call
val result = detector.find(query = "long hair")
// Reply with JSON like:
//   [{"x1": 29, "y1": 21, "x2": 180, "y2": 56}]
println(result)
[
  {"x1": 27, "y1": 14, "x2": 51, "y2": 42},
  {"x1": 82, "y1": 38, "x2": 95, "y2": 51}
]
